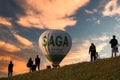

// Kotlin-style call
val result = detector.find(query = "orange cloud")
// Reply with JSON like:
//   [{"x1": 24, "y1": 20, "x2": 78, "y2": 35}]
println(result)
[
  {"x1": 102, "y1": 0, "x2": 120, "y2": 17},
  {"x1": 0, "y1": 17, "x2": 12, "y2": 27},
  {"x1": 0, "y1": 56, "x2": 11, "y2": 61},
  {"x1": 17, "y1": 0, "x2": 90, "y2": 30},
  {"x1": 0, "y1": 40, "x2": 21, "y2": 52},
  {"x1": 14, "y1": 33, "x2": 34, "y2": 48},
  {"x1": 13, "y1": 60, "x2": 28, "y2": 75},
  {"x1": 0, "y1": 56, "x2": 11, "y2": 74}
]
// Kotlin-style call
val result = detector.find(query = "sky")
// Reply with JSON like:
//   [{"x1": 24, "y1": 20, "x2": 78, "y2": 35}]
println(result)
[{"x1": 1, "y1": 0, "x2": 120, "y2": 78}]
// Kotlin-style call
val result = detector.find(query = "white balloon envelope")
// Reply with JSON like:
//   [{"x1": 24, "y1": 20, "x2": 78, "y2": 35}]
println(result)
[{"x1": 39, "y1": 30, "x2": 72, "y2": 67}]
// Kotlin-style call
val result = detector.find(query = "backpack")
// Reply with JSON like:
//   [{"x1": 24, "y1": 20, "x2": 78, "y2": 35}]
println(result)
[{"x1": 27, "y1": 62, "x2": 31, "y2": 67}]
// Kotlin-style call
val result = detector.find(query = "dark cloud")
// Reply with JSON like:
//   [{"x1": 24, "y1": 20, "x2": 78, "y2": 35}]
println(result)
[
  {"x1": 12, "y1": 23, "x2": 45, "y2": 41},
  {"x1": 0, "y1": 0, "x2": 26, "y2": 19},
  {"x1": 0, "y1": 26, "x2": 17, "y2": 43}
]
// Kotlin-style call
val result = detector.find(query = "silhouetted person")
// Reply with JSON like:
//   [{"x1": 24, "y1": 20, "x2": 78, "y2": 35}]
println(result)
[
  {"x1": 89, "y1": 43, "x2": 96, "y2": 61},
  {"x1": 32, "y1": 63, "x2": 36, "y2": 72},
  {"x1": 109, "y1": 35, "x2": 118, "y2": 57},
  {"x1": 35, "y1": 55, "x2": 40, "y2": 70},
  {"x1": 8, "y1": 61, "x2": 14, "y2": 77},
  {"x1": 27, "y1": 58, "x2": 33, "y2": 72}
]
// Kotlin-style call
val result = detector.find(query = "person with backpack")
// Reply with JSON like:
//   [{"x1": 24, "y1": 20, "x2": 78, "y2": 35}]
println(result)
[
  {"x1": 89, "y1": 43, "x2": 96, "y2": 61},
  {"x1": 109, "y1": 35, "x2": 119, "y2": 57},
  {"x1": 35, "y1": 55, "x2": 40, "y2": 71},
  {"x1": 27, "y1": 58, "x2": 33, "y2": 72}
]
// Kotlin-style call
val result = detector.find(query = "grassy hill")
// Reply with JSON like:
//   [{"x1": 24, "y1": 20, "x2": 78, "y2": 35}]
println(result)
[{"x1": 1, "y1": 56, "x2": 120, "y2": 80}]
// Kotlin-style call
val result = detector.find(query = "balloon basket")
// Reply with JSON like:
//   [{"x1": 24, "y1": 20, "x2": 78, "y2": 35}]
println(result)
[{"x1": 52, "y1": 64, "x2": 60, "y2": 68}]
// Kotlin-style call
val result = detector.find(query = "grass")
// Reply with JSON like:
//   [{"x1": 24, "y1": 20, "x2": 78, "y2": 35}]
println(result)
[{"x1": 1, "y1": 56, "x2": 120, "y2": 80}]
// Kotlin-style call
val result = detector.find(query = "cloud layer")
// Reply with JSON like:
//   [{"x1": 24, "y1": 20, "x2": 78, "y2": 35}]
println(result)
[
  {"x1": 14, "y1": 33, "x2": 34, "y2": 49},
  {"x1": 102, "y1": 0, "x2": 120, "y2": 17},
  {"x1": 0, "y1": 17, "x2": 12, "y2": 27},
  {"x1": 17, "y1": 0, "x2": 90, "y2": 30},
  {"x1": 0, "y1": 40, "x2": 21, "y2": 52}
]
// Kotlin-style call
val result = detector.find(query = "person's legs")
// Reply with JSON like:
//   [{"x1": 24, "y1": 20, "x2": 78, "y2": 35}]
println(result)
[
  {"x1": 36, "y1": 64, "x2": 39, "y2": 71},
  {"x1": 11, "y1": 72, "x2": 13, "y2": 77},
  {"x1": 38, "y1": 65, "x2": 40, "y2": 70},
  {"x1": 112, "y1": 47, "x2": 117, "y2": 57},
  {"x1": 30, "y1": 67, "x2": 32, "y2": 72},
  {"x1": 115, "y1": 52, "x2": 117, "y2": 57},
  {"x1": 94, "y1": 55, "x2": 96, "y2": 61},
  {"x1": 91, "y1": 53, "x2": 94, "y2": 61},
  {"x1": 8, "y1": 72, "x2": 12, "y2": 77}
]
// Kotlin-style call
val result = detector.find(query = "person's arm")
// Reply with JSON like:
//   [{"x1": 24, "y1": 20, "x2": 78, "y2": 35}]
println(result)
[{"x1": 109, "y1": 39, "x2": 112, "y2": 44}]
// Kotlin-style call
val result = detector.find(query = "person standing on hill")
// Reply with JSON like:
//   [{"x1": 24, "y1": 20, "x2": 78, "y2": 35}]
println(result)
[
  {"x1": 35, "y1": 55, "x2": 40, "y2": 71},
  {"x1": 27, "y1": 58, "x2": 33, "y2": 72},
  {"x1": 89, "y1": 43, "x2": 96, "y2": 61},
  {"x1": 8, "y1": 61, "x2": 14, "y2": 77},
  {"x1": 109, "y1": 35, "x2": 118, "y2": 57}
]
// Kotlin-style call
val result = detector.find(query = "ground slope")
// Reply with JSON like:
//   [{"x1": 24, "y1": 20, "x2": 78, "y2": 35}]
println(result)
[{"x1": 1, "y1": 56, "x2": 120, "y2": 80}]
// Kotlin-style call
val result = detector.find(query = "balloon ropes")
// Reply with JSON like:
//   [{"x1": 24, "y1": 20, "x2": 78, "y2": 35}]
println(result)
[{"x1": 39, "y1": 30, "x2": 72, "y2": 67}]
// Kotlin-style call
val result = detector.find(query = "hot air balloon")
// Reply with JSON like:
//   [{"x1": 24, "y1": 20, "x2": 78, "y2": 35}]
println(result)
[{"x1": 39, "y1": 30, "x2": 72, "y2": 67}]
